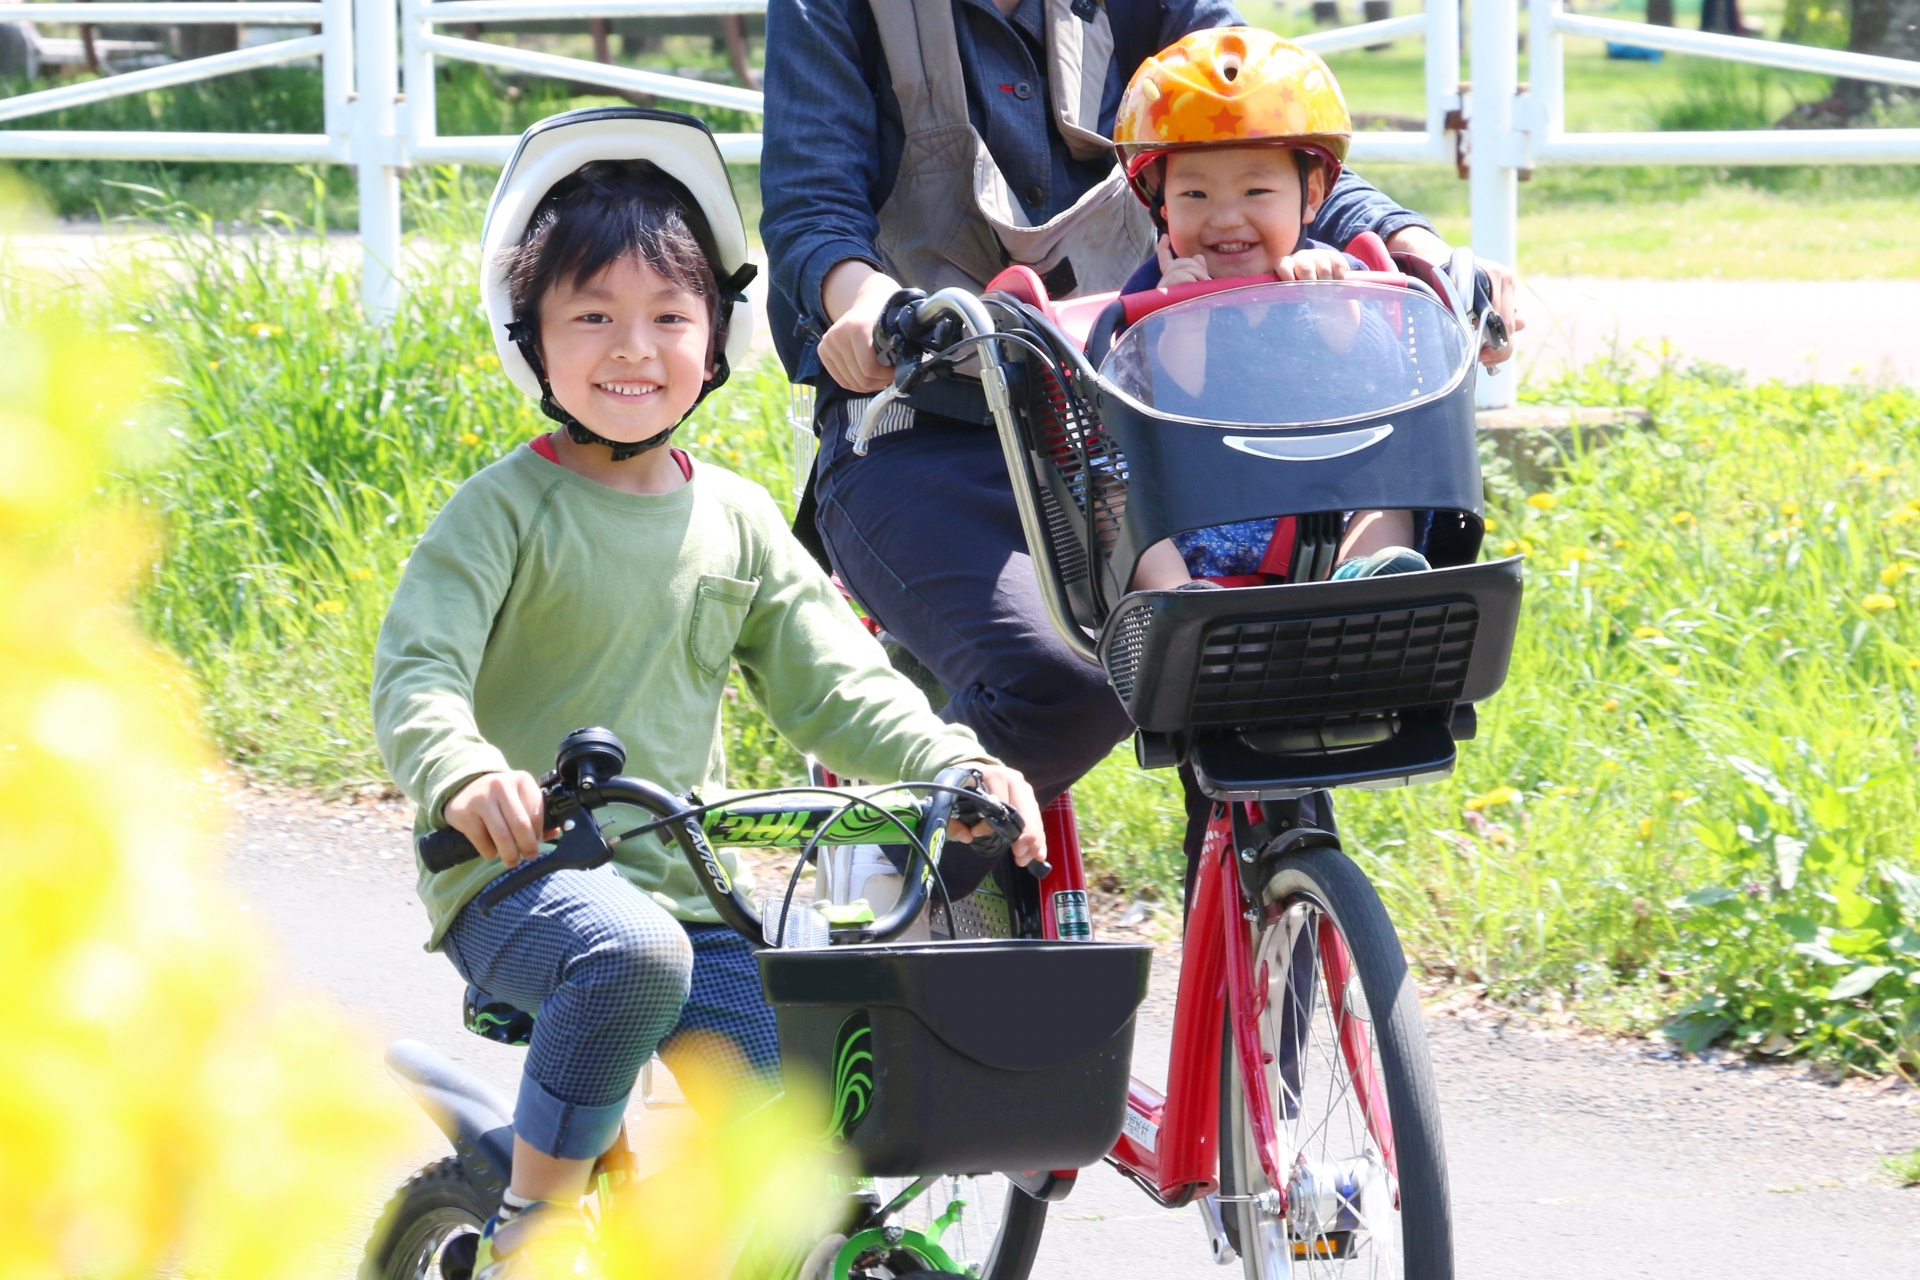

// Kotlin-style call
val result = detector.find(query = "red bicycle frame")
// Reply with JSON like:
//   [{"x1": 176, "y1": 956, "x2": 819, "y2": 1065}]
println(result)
[{"x1": 1075, "y1": 800, "x2": 1396, "y2": 1209}]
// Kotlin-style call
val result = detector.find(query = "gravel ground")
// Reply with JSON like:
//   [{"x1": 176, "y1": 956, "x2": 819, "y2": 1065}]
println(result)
[{"x1": 222, "y1": 787, "x2": 1920, "y2": 1279}]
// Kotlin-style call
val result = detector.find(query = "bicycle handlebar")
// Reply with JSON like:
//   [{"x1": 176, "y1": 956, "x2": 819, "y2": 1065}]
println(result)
[{"x1": 415, "y1": 734, "x2": 1035, "y2": 946}]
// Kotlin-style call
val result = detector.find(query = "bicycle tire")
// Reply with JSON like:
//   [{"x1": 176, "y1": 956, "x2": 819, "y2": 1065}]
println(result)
[
  {"x1": 360, "y1": 1157, "x2": 490, "y2": 1280},
  {"x1": 1217, "y1": 846, "x2": 1452, "y2": 1279}
]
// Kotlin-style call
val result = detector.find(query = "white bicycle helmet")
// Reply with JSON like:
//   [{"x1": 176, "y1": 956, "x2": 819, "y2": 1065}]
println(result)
[{"x1": 479, "y1": 107, "x2": 756, "y2": 454}]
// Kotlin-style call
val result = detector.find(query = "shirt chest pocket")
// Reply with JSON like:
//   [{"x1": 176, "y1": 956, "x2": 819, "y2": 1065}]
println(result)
[{"x1": 689, "y1": 573, "x2": 759, "y2": 677}]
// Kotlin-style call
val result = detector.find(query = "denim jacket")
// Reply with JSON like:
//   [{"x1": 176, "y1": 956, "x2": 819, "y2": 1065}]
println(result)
[{"x1": 761, "y1": 0, "x2": 1437, "y2": 390}]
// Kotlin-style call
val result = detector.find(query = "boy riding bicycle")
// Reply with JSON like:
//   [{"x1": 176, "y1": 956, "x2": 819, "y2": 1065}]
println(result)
[
  {"x1": 370, "y1": 108, "x2": 1043, "y2": 1278},
  {"x1": 1112, "y1": 30, "x2": 1432, "y2": 594}
]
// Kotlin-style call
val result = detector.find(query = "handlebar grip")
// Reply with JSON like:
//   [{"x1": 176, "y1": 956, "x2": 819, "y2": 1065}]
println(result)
[
  {"x1": 419, "y1": 825, "x2": 481, "y2": 873},
  {"x1": 1028, "y1": 858, "x2": 1053, "y2": 880}
]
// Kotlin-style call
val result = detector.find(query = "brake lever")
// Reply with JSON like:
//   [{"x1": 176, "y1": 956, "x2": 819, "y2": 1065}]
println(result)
[
  {"x1": 473, "y1": 805, "x2": 616, "y2": 914},
  {"x1": 950, "y1": 783, "x2": 1052, "y2": 880}
]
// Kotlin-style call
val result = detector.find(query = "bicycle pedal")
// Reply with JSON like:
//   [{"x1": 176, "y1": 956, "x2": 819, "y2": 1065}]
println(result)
[{"x1": 1291, "y1": 1231, "x2": 1356, "y2": 1260}]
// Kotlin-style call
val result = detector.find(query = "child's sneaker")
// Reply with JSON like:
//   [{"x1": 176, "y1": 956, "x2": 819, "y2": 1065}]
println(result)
[
  {"x1": 1330, "y1": 546, "x2": 1430, "y2": 580},
  {"x1": 474, "y1": 1200, "x2": 590, "y2": 1280}
]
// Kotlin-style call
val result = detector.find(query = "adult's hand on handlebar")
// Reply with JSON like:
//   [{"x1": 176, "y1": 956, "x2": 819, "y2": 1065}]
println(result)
[
  {"x1": 1382, "y1": 227, "x2": 1526, "y2": 367},
  {"x1": 1474, "y1": 256, "x2": 1526, "y2": 367},
  {"x1": 818, "y1": 260, "x2": 901, "y2": 394},
  {"x1": 444, "y1": 770, "x2": 552, "y2": 869},
  {"x1": 948, "y1": 762, "x2": 1047, "y2": 868}
]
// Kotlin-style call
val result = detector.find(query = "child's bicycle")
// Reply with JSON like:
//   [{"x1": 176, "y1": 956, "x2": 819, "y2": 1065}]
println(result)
[{"x1": 362, "y1": 237, "x2": 1522, "y2": 1280}]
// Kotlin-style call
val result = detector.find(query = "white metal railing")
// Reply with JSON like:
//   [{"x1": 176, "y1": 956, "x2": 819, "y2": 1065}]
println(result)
[{"x1": 0, "y1": 0, "x2": 1914, "y2": 383}]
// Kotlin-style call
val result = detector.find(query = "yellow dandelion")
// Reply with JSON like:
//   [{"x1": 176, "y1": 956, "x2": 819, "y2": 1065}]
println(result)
[
  {"x1": 248, "y1": 323, "x2": 283, "y2": 339},
  {"x1": 1482, "y1": 517, "x2": 1497, "y2": 532},
  {"x1": 476, "y1": 352, "x2": 500, "y2": 367},
  {"x1": 1637, "y1": 818, "x2": 1655, "y2": 838},
  {"x1": 1600, "y1": 698, "x2": 1619, "y2": 711},
  {"x1": 1464, "y1": 785, "x2": 1522, "y2": 811},
  {"x1": 1632, "y1": 626, "x2": 1663, "y2": 640},
  {"x1": 1668, "y1": 789, "x2": 1692, "y2": 802},
  {"x1": 348, "y1": 567, "x2": 374, "y2": 581},
  {"x1": 1671, "y1": 511, "x2": 1697, "y2": 527},
  {"x1": 1856, "y1": 462, "x2": 1896, "y2": 482},
  {"x1": 458, "y1": 432, "x2": 480, "y2": 447},
  {"x1": 1880, "y1": 563, "x2": 1910, "y2": 586},
  {"x1": 1566, "y1": 547, "x2": 1599, "y2": 565},
  {"x1": 1906, "y1": 657, "x2": 1920, "y2": 669},
  {"x1": 1863, "y1": 594, "x2": 1898, "y2": 612},
  {"x1": 1660, "y1": 663, "x2": 1681, "y2": 675},
  {"x1": 1890, "y1": 508, "x2": 1920, "y2": 526},
  {"x1": 1526, "y1": 493, "x2": 1558, "y2": 511},
  {"x1": 313, "y1": 599, "x2": 345, "y2": 615},
  {"x1": 1779, "y1": 501, "x2": 1801, "y2": 516},
  {"x1": 1612, "y1": 538, "x2": 1631, "y2": 550},
  {"x1": 207, "y1": 360, "x2": 221, "y2": 371}
]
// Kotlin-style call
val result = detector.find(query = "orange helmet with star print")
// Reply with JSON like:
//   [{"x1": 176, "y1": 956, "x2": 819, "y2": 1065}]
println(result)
[{"x1": 1114, "y1": 27, "x2": 1351, "y2": 207}]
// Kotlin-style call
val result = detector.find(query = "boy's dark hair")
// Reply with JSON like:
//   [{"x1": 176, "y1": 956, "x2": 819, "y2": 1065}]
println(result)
[{"x1": 501, "y1": 159, "x2": 730, "y2": 361}]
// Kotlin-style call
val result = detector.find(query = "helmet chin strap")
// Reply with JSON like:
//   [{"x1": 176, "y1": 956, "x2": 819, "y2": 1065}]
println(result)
[{"x1": 504, "y1": 263, "x2": 758, "y2": 464}]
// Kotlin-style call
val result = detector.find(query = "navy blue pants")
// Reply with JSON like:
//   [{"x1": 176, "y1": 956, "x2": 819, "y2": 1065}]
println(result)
[
  {"x1": 812, "y1": 403, "x2": 1134, "y2": 802},
  {"x1": 443, "y1": 867, "x2": 779, "y2": 1160}
]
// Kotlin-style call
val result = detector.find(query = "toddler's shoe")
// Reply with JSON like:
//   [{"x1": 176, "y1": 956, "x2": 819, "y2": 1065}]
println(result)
[{"x1": 1330, "y1": 546, "x2": 1431, "y2": 580}]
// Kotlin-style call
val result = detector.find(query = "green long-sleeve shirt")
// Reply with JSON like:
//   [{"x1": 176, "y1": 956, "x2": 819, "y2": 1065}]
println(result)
[{"x1": 372, "y1": 444, "x2": 988, "y2": 948}]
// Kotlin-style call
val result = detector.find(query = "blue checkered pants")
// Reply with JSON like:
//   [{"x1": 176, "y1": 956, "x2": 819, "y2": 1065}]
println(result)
[{"x1": 442, "y1": 866, "x2": 780, "y2": 1159}]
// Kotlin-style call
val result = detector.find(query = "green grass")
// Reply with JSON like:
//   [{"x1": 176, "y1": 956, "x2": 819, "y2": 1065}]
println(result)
[
  {"x1": 68, "y1": 210, "x2": 1920, "y2": 1073},
  {"x1": 1886, "y1": 1145, "x2": 1920, "y2": 1185}
]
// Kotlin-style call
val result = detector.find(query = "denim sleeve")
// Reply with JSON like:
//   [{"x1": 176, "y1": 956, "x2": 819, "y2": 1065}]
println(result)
[
  {"x1": 1309, "y1": 168, "x2": 1437, "y2": 251},
  {"x1": 761, "y1": 0, "x2": 889, "y2": 331}
]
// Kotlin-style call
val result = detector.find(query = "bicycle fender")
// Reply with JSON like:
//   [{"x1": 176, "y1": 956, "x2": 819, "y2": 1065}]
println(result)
[{"x1": 384, "y1": 1039, "x2": 515, "y2": 1204}]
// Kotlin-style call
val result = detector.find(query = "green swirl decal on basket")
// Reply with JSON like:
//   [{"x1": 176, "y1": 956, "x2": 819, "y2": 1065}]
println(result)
[{"x1": 828, "y1": 1012, "x2": 874, "y2": 1145}]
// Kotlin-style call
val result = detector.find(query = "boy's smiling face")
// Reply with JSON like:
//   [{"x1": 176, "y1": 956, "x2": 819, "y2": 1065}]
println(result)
[
  {"x1": 1162, "y1": 147, "x2": 1329, "y2": 278},
  {"x1": 537, "y1": 254, "x2": 713, "y2": 445}
]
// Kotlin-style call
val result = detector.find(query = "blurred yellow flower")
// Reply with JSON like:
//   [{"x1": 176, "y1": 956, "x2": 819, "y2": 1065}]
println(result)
[
  {"x1": 1660, "y1": 663, "x2": 1681, "y2": 675},
  {"x1": 1671, "y1": 511, "x2": 1697, "y2": 527},
  {"x1": 458, "y1": 431, "x2": 481, "y2": 446},
  {"x1": 1600, "y1": 698, "x2": 1619, "y2": 711},
  {"x1": 475, "y1": 352, "x2": 500, "y2": 367},
  {"x1": 1611, "y1": 539, "x2": 1631, "y2": 550},
  {"x1": 314, "y1": 599, "x2": 345, "y2": 615},
  {"x1": 1566, "y1": 547, "x2": 1598, "y2": 564},
  {"x1": 1632, "y1": 626, "x2": 1663, "y2": 640},
  {"x1": 1863, "y1": 593, "x2": 1898, "y2": 612},
  {"x1": 349, "y1": 567, "x2": 375, "y2": 581},
  {"x1": 1638, "y1": 817, "x2": 1656, "y2": 838},
  {"x1": 0, "y1": 310, "x2": 408, "y2": 1280},
  {"x1": 207, "y1": 359, "x2": 220, "y2": 371},
  {"x1": 1482, "y1": 516, "x2": 1497, "y2": 532},
  {"x1": 1526, "y1": 493, "x2": 1558, "y2": 511},
  {"x1": 1880, "y1": 563, "x2": 1910, "y2": 586},
  {"x1": 1906, "y1": 657, "x2": 1920, "y2": 669},
  {"x1": 248, "y1": 323, "x2": 283, "y2": 339},
  {"x1": 1548, "y1": 784, "x2": 1582, "y2": 797},
  {"x1": 1779, "y1": 501, "x2": 1801, "y2": 516},
  {"x1": 1464, "y1": 785, "x2": 1521, "y2": 811},
  {"x1": 1854, "y1": 462, "x2": 1896, "y2": 482},
  {"x1": 1889, "y1": 507, "x2": 1920, "y2": 526},
  {"x1": 1668, "y1": 789, "x2": 1692, "y2": 802}
]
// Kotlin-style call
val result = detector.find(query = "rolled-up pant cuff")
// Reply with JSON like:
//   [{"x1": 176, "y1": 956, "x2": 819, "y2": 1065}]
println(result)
[{"x1": 514, "y1": 1071, "x2": 627, "y2": 1160}]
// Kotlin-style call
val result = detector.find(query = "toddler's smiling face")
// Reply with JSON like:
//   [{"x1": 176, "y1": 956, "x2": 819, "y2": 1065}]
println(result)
[{"x1": 1162, "y1": 147, "x2": 1327, "y2": 278}]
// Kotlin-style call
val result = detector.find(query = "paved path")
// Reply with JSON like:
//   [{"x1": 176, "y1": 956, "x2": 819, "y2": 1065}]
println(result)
[
  {"x1": 1515, "y1": 277, "x2": 1920, "y2": 388},
  {"x1": 226, "y1": 790, "x2": 1920, "y2": 1279}
]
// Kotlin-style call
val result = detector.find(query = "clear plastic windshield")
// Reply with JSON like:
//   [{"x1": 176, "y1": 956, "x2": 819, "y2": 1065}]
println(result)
[{"x1": 1098, "y1": 280, "x2": 1472, "y2": 427}]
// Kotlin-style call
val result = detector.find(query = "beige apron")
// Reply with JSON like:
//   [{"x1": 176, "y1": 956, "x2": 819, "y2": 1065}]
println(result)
[{"x1": 869, "y1": 0, "x2": 1154, "y2": 298}]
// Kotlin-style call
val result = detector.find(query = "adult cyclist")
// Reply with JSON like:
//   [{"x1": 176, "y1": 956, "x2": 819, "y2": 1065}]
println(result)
[{"x1": 760, "y1": 0, "x2": 1524, "y2": 840}]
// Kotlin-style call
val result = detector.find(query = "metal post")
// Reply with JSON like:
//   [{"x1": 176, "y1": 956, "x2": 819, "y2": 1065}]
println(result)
[
  {"x1": 1469, "y1": 0, "x2": 1519, "y2": 409},
  {"x1": 355, "y1": 0, "x2": 403, "y2": 324},
  {"x1": 401, "y1": 0, "x2": 437, "y2": 153},
  {"x1": 1425, "y1": 0, "x2": 1461, "y2": 150},
  {"x1": 1529, "y1": 0, "x2": 1566, "y2": 139},
  {"x1": 322, "y1": 0, "x2": 354, "y2": 150}
]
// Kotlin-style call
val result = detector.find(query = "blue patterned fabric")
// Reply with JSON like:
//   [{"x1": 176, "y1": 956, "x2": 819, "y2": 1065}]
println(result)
[
  {"x1": 1172, "y1": 517, "x2": 1279, "y2": 579},
  {"x1": 442, "y1": 867, "x2": 778, "y2": 1158}
]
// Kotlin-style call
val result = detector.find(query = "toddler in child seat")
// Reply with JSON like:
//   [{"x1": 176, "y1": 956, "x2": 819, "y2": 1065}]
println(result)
[
  {"x1": 1110, "y1": 29, "x2": 1432, "y2": 593},
  {"x1": 370, "y1": 109, "x2": 1043, "y2": 1280}
]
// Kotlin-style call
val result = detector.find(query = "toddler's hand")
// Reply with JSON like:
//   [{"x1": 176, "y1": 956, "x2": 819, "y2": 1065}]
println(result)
[
  {"x1": 1155, "y1": 235, "x2": 1211, "y2": 288},
  {"x1": 445, "y1": 770, "x2": 554, "y2": 868},
  {"x1": 1274, "y1": 248, "x2": 1350, "y2": 281}
]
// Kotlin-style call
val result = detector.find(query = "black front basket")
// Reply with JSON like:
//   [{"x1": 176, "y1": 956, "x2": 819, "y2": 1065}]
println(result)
[{"x1": 760, "y1": 939, "x2": 1150, "y2": 1177}]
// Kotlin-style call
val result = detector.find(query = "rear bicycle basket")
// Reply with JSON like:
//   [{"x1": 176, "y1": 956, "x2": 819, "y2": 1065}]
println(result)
[{"x1": 759, "y1": 939, "x2": 1150, "y2": 1176}]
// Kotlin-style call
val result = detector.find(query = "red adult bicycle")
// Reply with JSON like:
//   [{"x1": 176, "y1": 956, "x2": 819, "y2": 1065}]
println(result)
[{"x1": 810, "y1": 241, "x2": 1522, "y2": 1279}]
